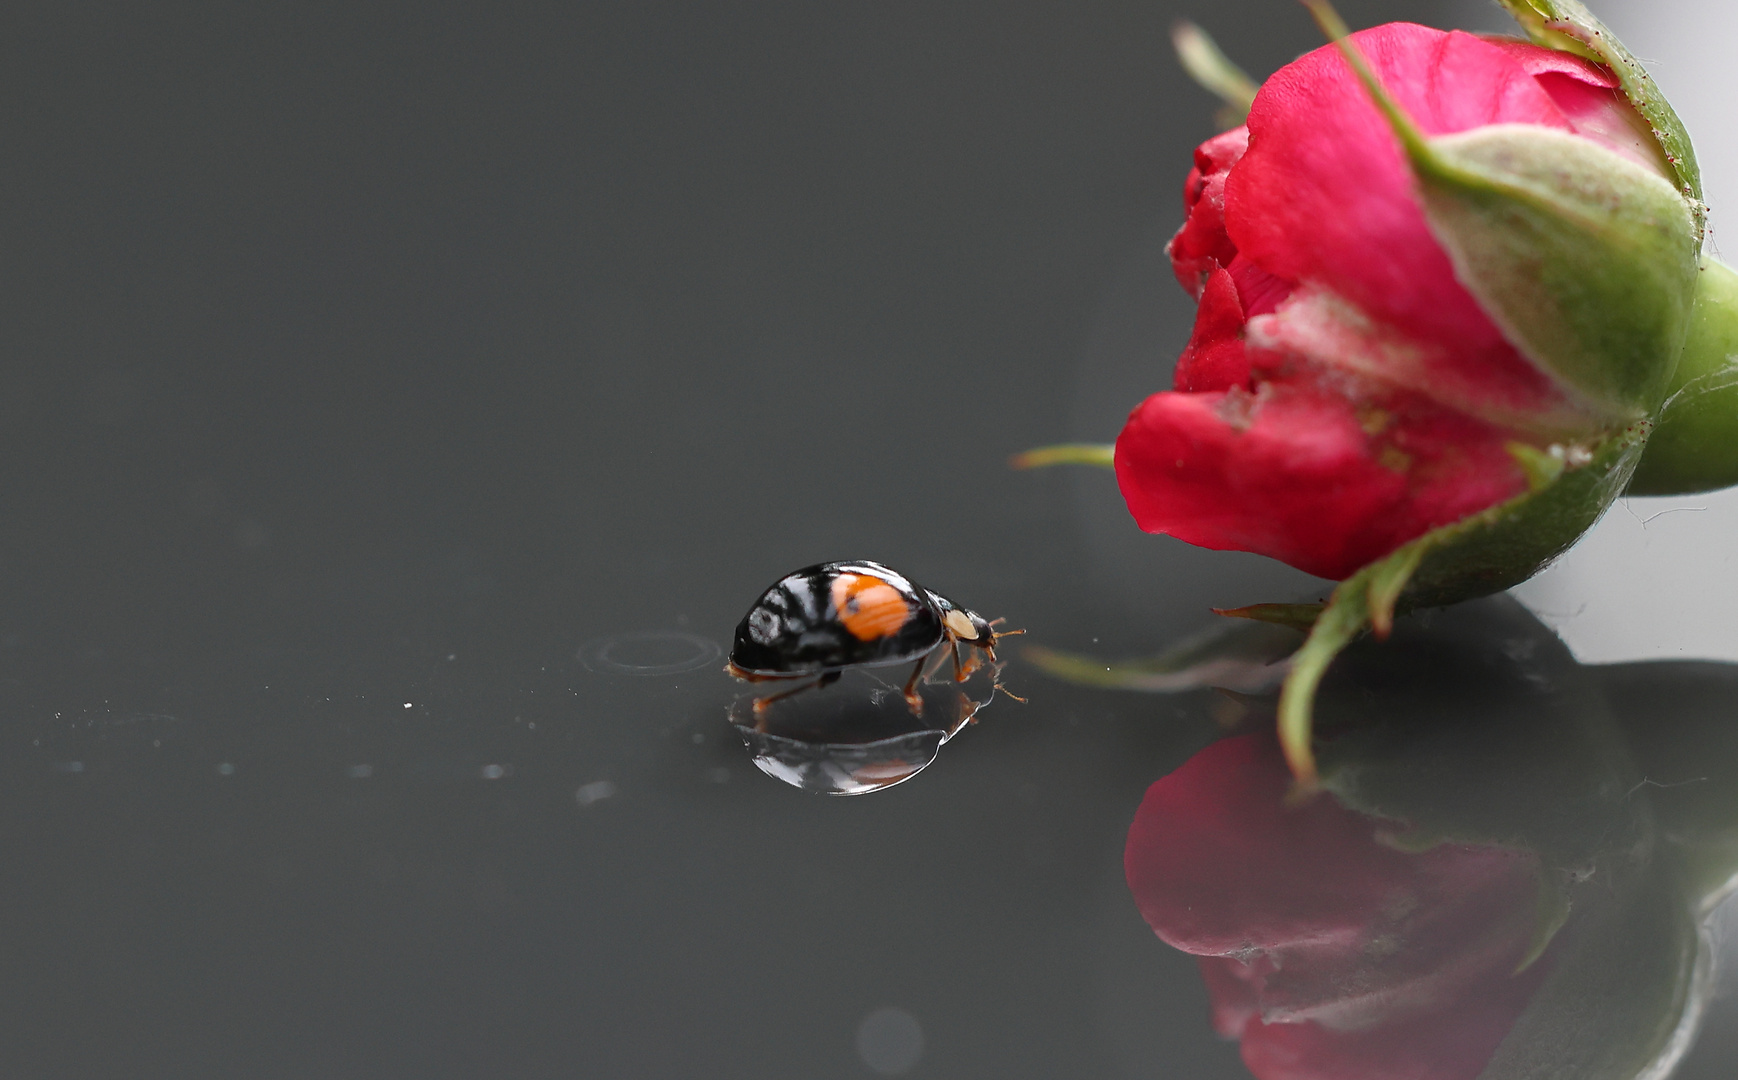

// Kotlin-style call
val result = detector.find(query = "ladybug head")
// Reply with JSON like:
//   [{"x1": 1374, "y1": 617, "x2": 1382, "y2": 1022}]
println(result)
[{"x1": 941, "y1": 606, "x2": 997, "y2": 651}]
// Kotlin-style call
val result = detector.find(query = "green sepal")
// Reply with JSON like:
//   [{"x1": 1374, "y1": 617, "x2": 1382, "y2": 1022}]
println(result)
[
  {"x1": 1398, "y1": 422, "x2": 1647, "y2": 608},
  {"x1": 1491, "y1": 0, "x2": 1704, "y2": 219},
  {"x1": 1007, "y1": 443, "x2": 1115, "y2": 470},
  {"x1": 1171, "y1": 21, "x2": 1259, "y2": 130},
  {"x1": 1626, "y1": 257, "x2": 1738, "y2": 494},
  {"x1": 1416, "y1": 127, "x2": 1699, "y2": 419},
  {"x1": 1023, "y1": 617, "x2": 1301, "y2": 694},
  {"x1": 1276, "y1": 422, "x2": 1648, "y2": 784},
  {"x1": 1212, "y1": 602, "x2": 1324, "y2": 632},
  {"x1": 1308, "y1": 8, "x2": 1701, "y2": 422}
]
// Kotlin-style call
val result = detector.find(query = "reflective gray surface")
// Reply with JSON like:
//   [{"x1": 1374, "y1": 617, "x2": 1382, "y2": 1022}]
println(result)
[{"x1": 4, "y1": 1, "x2": 1736, "y2": 1077}]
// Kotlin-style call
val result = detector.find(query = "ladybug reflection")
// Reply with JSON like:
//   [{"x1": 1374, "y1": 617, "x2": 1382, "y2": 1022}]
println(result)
[{"x1": 726, "y1": 560, "x2": 1017, "y2": 715}]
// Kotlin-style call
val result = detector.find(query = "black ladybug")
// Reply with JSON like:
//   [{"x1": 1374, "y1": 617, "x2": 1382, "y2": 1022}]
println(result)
[{"x1": 726, "y1": 560, "x2": 1016, "y2": 715}]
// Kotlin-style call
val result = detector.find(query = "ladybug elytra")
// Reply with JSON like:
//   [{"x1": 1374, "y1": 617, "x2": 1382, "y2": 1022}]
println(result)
[{"x1": 726, "y1": 560, "x2": 1015, "y2": 715}]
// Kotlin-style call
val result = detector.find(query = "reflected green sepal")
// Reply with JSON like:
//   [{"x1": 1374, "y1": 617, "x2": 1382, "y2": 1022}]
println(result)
[
  {"x1": 1597, "y1": 660, "x2": 1738, "y2": 911},
  {"x1": 1626, "y1": 257, "x2": 1738, "y2": 493},
  {"x1": 1478, "y1": 871, "x2": 1705, "y2": 1080},
  {"x1": 1023, "y1": 617, "x2": 1301, "y2": 694}
]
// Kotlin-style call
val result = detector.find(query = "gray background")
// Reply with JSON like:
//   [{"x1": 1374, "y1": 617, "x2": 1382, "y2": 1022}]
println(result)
[{"x1": 1, "y1": 1, "x2": 1733, "y2": 1077}]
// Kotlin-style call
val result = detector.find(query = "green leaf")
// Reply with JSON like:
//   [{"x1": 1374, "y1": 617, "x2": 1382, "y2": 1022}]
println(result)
[
  {"x1": 1491, "y1": 0, "x2": 1704, "y2": 221},
  {"x1": 1626, "y1": 257, "x2": 1738, "y2": 494}
]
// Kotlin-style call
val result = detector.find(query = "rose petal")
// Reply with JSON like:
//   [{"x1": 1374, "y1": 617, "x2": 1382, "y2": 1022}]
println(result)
[
  {"x1": 1225, "y1": 25, "x2": 1579, "y2": 420},
  {"x1": 1168, "y1": 127, "x2": 1250, "y2": 297},
  {"x1": 1479, "y1": 26, "x2": 1671, "y2": 176},
  {"x1": 1127, "y1": 732, "x2": 1554, "y2": 1080},
  {"x1": 1114, "y1": 381, "x2": 1526, "y2": 580},
  {"x1": 1173, "y1": 267, "x2": 1254, "y2": 392},
  {"x1": 1476, "y1": 34, "x2": 1618, "y2": 87},
  {"x1": 1199, "y1": 957, "x2": 1260, "y2": 1040},
  {"x1": 1237, "y1": 978, "x2": 1544, "y2": 1080}
]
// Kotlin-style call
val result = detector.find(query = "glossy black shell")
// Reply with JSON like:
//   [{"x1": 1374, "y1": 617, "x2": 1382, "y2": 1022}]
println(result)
[{"x1": 729, "y1": 561, "x2": 946, "y2": 676}]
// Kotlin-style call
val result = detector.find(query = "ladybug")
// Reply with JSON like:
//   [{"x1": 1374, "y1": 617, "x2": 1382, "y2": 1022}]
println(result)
[{"x1": 726, "y1": 560, "x2": 1016, "y2": 715}]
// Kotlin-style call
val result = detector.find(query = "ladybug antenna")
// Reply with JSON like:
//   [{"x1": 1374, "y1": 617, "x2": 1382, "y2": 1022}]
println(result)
[
  {"x1": 990, "y1": 626, "x2": 1026, "y2": 642},
  {"x1": 993, "y1": 680, "x2": 1027, "y2": 704}
]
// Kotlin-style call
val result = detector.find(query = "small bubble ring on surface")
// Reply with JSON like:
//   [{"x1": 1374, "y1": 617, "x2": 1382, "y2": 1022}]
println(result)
[
  {"x1": 856, "y1": 1007, "x2": 924, "y2": 1075},
  {"x1": 577, "y1": 631, "x2": 721, "y2": 676}
]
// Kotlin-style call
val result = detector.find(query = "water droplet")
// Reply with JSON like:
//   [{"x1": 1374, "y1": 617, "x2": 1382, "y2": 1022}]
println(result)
[
  {"x1": 856, "y1": 1007, "x2": 923, "y2": 1075},
  {"x1": 729, "y1": 665, "x2": 998, "y2": 796},
  {"x1": 576, "y1": 780, "x2": 617, "y2": 805}
]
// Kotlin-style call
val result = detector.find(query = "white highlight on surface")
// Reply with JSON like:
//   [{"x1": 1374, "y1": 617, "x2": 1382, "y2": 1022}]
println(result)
[
  {"x1": 1513, "y1": 492, "x2": 1738, "y2": 662},
  {"x1": 216, "y1": 762, "x2": 236, "y2": 776},
  {"x1": 855, "y1": 1007, "x2": 924, "y2": 1076},
  {"x1": 575, "y1": 780, "x2": 617, "y2": 806},
  {"x1": 480, "y1": 764, "x2": 508, "y2": 780},
  {"x1": 347, "y1": 764, "x2": 374, "y2": 779}
]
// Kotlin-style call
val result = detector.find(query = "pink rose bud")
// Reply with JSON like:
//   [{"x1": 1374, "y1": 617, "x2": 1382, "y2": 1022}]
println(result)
[
  {"x1": 1116, "y1": 17, "x2": 1703, "y2": 581},
  {"x1": 1106, "y1": 2, "x2": 1738, "y2": 783},
  {"x1": 1016, "y1": 2, "x2": 1738, "y2": 782}
]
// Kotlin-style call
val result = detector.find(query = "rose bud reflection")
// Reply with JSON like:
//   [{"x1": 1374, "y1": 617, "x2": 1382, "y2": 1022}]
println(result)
[
  {"x1": 1111, "y1": 597, "x2": 1733, "y2": 1080},
  {"x1": 1128, "y1": 731, "x2": 1553, "y2": 1080}
]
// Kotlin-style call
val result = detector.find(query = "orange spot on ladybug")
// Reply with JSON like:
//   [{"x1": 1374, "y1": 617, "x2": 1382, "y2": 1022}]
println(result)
[{"x1": 830, "y1": 574, "x2": 913, "y2": 642}]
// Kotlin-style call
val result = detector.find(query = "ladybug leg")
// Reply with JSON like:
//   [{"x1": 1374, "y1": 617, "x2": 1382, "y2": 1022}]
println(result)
[
  {"x1": 919, "y1": 645, "x2": 951, "y2": 684},
  {"x1": 954, "y1": 641, "x2": 990, "y2": 683},
  {"x1": 900, "y1": 657, "x2": 928, "y2": 717},
  {"x1": 948, "y1": 640, "x2": 967, "y2": 682},
  {"x1": 750, "y1": 670, "x2": 843, "y2": 720}
]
